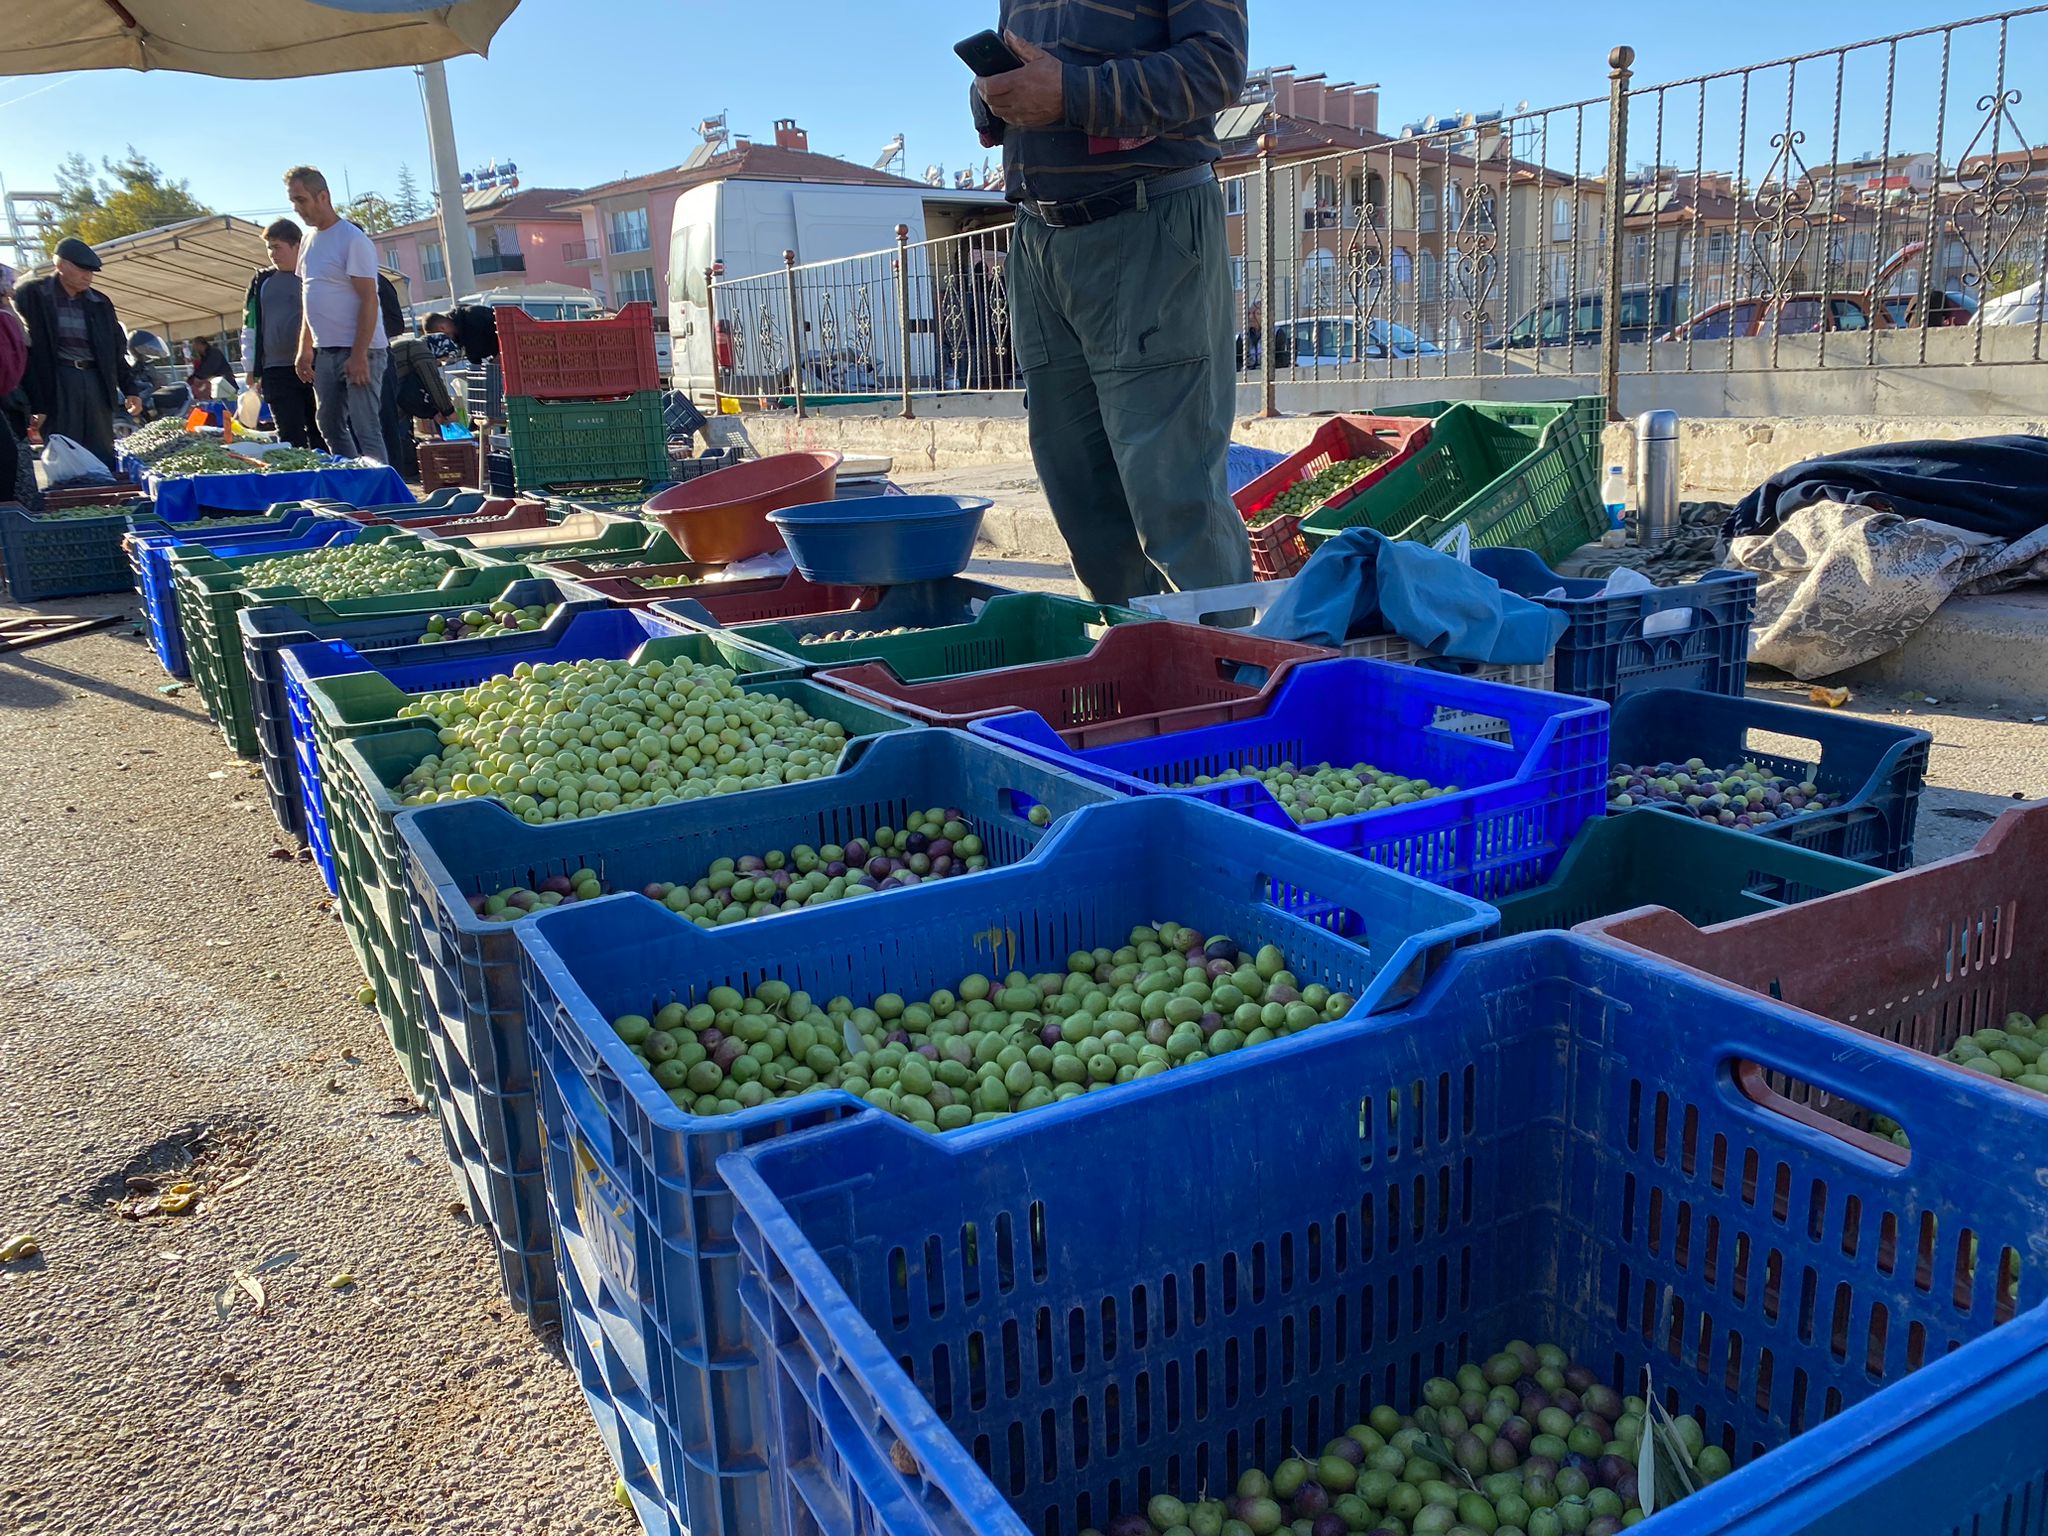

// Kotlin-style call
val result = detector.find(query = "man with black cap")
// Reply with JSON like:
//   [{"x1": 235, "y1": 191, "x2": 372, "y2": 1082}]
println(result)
[{"x1": 15, "y1": 237, "x2": 140, "y2": 475}]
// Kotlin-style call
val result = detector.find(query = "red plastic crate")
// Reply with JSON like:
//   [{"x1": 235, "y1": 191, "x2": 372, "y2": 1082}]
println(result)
[
  {"x1": 538, "y1": 559, "x2": 876, "y2": 619},
  {"x1": 496, "y1": 302, "x2": 662, "y2": 401},
  {"x1": 383, "y1": 501, "x2": 553, "y2": 537},
  {"x1": 416, "y1": 438, "x2": 479, "y2": 493},
  {"x1": 1234, "y1": 414, "x2": 1432, "y2": 580},
  {"x1": 817, "y1": 620, "x2": 1334, "y2": 738}
]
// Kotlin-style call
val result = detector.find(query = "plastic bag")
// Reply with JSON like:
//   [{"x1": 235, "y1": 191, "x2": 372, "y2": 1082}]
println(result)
[
  {"x1": 41, "y1": 433, "x2": 112, "y2": 485},
  {"x1": 1601, "y1": 565, "x2": 1692, "y2": 636},
  {"x1": 439, "y1": 422, "x2": 475, "y2": 440},
  {"x1": 236, "y1": 385, "x2": 266, "y2": 430},
  {"x1": 705, "y1": 549, "x2": 794, "y2": 583}
]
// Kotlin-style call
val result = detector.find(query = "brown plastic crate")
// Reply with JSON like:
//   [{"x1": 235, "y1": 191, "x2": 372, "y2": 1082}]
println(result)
[
  {"x1": 1581, "y1": 799, "x2": 2048, "y2": 1070},
  {"x1": 1233, "y1": 414, "x2": 1432, "y2": 580},
  {"x1": 417, "y1": 439, "x2": 480, "y2": 493},
  {"x1": 496, "y1": 302, "x2": 661, "y2": 401},
  {"x1": 817, "y1": 620, "x2": 1334, "y2": 740}
]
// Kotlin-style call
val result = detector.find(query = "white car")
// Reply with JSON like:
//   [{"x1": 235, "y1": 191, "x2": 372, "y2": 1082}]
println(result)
[{"x1": 1980, "y1": 279, "x2": 2044, "y2": 327}]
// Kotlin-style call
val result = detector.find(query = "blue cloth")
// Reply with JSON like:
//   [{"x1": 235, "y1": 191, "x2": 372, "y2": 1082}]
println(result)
[
  {"x1": 1250, "y1": 527, "x2": 1565, "y2": 665},
  {"x1": 146, "y1": 463, "x2": 410, "y2": 524},
  {"x1": 1226, "y1": 442, "x2": 1286, "y2": 495}
]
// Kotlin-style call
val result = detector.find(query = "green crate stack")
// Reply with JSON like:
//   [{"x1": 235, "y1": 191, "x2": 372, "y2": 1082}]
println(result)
[
  {"x1": 1299, "y1": 399, "x2": 1605, "y2": 565},
  {"x1": 506, "y1": 392, "x2": 668, "y2": 490},
  {"x1": 323, "y1": 672, "x2": 916, "y2": 1102}
]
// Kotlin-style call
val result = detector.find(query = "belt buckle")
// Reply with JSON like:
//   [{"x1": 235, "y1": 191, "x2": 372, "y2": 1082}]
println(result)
[{"x1": 1034, "y1": 198, "x2": 1068, "y2": 229}]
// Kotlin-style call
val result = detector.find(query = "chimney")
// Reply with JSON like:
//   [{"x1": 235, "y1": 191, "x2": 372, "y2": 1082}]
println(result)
[
  {"x1": 1269, "y1": 66, "x2": 1296, "y2": 117},
  {"x1": 1325, "y1": 82, "x2": 1356, "y2": 130},
  {"x1": 774, "y1": 118, "x2": 808, "y2": 151},
  {"x1": 1356, "y1": 86, "x2": 1379, "y2": 134},
  {"x1": 1293, "y1": 73, "x2": 1328, "y2": 125}
]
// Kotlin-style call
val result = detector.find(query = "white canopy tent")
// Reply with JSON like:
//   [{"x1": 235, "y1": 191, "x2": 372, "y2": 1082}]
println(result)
[
  {"x1": 34, "y1": 214, "x2": 413, "y2": 348},
  {"x1": 6, "y1": 0, "x2": 517, "y2": 79}
]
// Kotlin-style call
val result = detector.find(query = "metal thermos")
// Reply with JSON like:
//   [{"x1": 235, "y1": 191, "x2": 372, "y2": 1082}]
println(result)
[{"x1": 1635, "y1": 410, "x2": 1680, "y2": 545}]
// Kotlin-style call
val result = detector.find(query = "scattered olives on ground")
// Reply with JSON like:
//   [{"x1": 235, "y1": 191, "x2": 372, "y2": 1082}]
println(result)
[
  {"x1": 607, "y1": 921, "x2": 1355, "y2": 1124},
  {"x1": 1180, "y1": 761, "x2": 1459, "y2": 823},
  {"x1": 1608, "y1": 757, "x2": 1841, "y2": 829},
  {"x1": 1246, "y1": 455, "x2": 1383, "y2": 529},
  {"x1": 393, "y1": 656, "x2": 852, "y2": 822},
  {"x1": 1095, "y1": 1341, "x2": 1732, "y2": 1536},
  {"x1": 419, "y1": 602, "x2": 560, "y2": 643},
  {"x1": 797, "y1": 625, "x2": 926, "y2": 645},
  {"x1": 239, "y1": 543, "x2": 453, "y2": 601}
]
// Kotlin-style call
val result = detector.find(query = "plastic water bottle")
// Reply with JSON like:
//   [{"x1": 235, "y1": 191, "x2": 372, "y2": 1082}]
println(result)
[{"x1": 1603, "y1": 465, "x2": 1629, "y2": 531}]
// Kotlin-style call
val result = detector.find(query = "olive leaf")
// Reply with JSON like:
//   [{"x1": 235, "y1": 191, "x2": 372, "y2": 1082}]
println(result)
[
  {"x1": 1410, "y1": 1433, "x2": 1480, "y2": 1491},
  {"x1": 1637, "y1": 1367, "x2": 1700, "y2": 1514}
]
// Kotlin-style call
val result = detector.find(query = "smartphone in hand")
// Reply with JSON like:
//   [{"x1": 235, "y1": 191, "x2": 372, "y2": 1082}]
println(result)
[{"x1": 955, "y1": 29, "x2": 1024, "y2": 76}]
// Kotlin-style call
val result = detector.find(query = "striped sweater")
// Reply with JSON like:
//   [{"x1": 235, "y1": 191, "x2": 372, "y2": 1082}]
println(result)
[{"x1": 988, "y1": 0, "x2": 1249, "y2": 202}]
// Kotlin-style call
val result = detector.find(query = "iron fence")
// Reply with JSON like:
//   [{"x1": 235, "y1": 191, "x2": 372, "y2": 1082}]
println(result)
[{"x1": 708, "y1": 4, "x2": 2048, "y2": 414}]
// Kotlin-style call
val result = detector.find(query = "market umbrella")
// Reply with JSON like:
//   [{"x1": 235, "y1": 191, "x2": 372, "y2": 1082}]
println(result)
[{"x1": 5, "y1": 0, "x2": 518, "y2": 78}]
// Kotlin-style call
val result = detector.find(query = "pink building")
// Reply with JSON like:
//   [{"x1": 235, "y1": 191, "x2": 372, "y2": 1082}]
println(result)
[
  {"x1": 551, "y1": 123, "x2": 929, "y2": 313},
  {"x1": 377, "y1": 182, "x2": 590, "y2": 305}
]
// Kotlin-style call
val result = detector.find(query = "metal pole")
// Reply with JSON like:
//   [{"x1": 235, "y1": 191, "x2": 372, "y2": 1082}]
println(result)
[
  {"x1": 1601, "y1": 45, "x2": 1635, "y2": 423},
  {"x1": 783, "y1": 249, "x2": 806, "y2": 420},
  {"x1": 895, "y1": 223, "x2": 915, "y2": 419},
  {"x1": 1258, "y1": 132, "x2": 1279, "y2": 418},
  {"x1": 704, "y1": 262, "x2": 723, "y2": 399},
  {"x1": 419, "y1": 60, "x2": 478, "y2": 304}
]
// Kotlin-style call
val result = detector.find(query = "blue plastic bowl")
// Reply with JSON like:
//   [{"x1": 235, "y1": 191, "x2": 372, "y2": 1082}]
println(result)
[{"x1": 766, "y1": 493, "x2": 992, "y2": 585}]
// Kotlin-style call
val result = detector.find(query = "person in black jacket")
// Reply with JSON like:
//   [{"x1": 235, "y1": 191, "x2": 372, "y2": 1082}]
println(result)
[
  {"x1": 16, "y1": 237, "x2": 139, "y2": 473},
  {"x1": 186, "y1": 337, "x2": 237, "y2": 400},
  {"x1": 423, "y1": 304, "x2": 499, "y2": 366},
  {"x1": 240, "y1": 219, "x2": 324, "y2": 449}
]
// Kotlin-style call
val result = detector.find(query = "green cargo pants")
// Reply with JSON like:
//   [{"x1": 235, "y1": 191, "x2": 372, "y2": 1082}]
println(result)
[{"x1": 1008, "y1": 177, "x2": 1253, "y2": 603}]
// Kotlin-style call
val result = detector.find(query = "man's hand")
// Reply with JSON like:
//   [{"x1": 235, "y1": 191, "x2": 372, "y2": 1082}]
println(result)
[
  {"x1": 980, "y1": 33, "x2": 1065, "y2": 129},
  {"x1": 296, "y1": 343, "x2": 315, "y2": 384},
  {"x1": 123, "y1": 396, "x2": 141, "y2": 417},
  {"x1": 345, "y1": 348, "x2": 370, "y2": 388}
]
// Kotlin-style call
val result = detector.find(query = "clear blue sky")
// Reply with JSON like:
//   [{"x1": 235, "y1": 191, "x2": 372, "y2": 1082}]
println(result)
[{"x1": 1, "y1": 0, "x2": 2039, "y2": 236}]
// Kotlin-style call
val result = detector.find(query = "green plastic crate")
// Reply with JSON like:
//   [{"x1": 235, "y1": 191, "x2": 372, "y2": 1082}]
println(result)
[
  {"x1": 325, "y1": 682, "x2": 921, "y2": 1103},
  {"x1": 169, "y1": 530, "x2": 506, "y2": 758},
  {"x1": 1380, "y1": 395, "x2": 1606, "y2": 460},
  {"x1": 720, "y1": 591, "x2": 1154, "y2": 678},
  {"x1": 438, "y1": 514, "x2": 685, "y2": 569},
  {"x1": 1493, "y1": 810, "x2": 1883, "y2": 936},
  {"x1": 506, "y1": 391, "x2": 667, "y2": 489},
  {"x1": 1299, "y1": 400, "x2": 1605, "y2": 565}
]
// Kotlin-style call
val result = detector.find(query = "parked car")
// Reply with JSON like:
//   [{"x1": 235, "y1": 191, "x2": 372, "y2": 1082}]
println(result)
[
  {"x1": 1237, "y1": 315, "x2": 1443, "y2": 370},
  {"x1": 1657, "y1": 292, "x2": 1891, "y2": 341},
  {"x1": 1980, "y1": 278, "x2": 2044, "y2": 327},
  {"x1": 1494, "y1": 285, "x2": 1691, "y2": 350}
]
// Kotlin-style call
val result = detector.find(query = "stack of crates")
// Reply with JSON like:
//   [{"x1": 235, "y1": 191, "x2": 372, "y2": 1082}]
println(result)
[{"x1": 500, "y1": 303, "x2": 667, "y2": 491}]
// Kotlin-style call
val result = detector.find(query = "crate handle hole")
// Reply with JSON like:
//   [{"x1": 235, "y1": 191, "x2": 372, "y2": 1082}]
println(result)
[{"x1": 1730, "y1": 1059, "x2": 1909, "y2": 1167}]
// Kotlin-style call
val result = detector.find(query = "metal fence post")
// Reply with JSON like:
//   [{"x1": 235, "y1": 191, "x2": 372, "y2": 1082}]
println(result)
[
  {"x1": 1258, "y1": 131, "x2": 1279, "y2": 418},
  {"x1": 783, "y1": 249, "x2": 806, "y2": 419},
  {"x1": 1601, "y1": 45, "x2": 1635, "y2": 422},
  {"x1": 895, "y1": 223, "x2": 915, "y2": 420}
]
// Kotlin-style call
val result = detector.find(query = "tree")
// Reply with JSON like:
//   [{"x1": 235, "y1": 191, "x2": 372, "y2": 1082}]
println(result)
[
  {"x1": 343, "y1": 192, "x2": 399, "y2": 234},
  {"x1": 37, "y1": 147, "x2": 211, "y2": 256},
  {"x1": 393, "y1": 163, "x2": 428, "y2": 224}
]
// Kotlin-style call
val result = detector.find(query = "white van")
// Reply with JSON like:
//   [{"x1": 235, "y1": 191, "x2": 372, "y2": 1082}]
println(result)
[{"x1": 668, "y1": 179, "x2": 1008, "y2": 399}]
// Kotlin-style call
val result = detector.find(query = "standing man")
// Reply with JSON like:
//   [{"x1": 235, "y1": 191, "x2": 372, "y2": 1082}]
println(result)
[
  {"x1": 284, "y1": 166, "x2": 388, "y2": 463},
  {"x1": 240, "y1": 219, "x2": 324, "y2": 450},
  {"x1": 15, "y1": 237, "x2": 140, "y2": 475},
  {"x1": 974, "y1": 2, "x2": 1252, "y2": 603}
]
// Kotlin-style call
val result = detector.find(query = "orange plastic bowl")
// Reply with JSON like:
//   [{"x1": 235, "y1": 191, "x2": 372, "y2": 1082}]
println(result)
[{"x1": 642, "y1": 451, "x2": 842, "y2": 564}]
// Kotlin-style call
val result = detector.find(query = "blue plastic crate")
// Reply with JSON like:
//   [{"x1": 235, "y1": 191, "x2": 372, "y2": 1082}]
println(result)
[
  {"x1": 721, "y1": 932, "x2": 2048, "y2": 1536},
  {"x1": 391, "y1": 730, "x2": 1123, "y2": 1325},
  {"x1": 132, "y1": 513, "x2": 339, "y2": 675},
  {"x1": 517, "y1": 795, "x2": 1499, "y2": 1536},
  {"x1": 1609, "y1": 688, "x2": 1931, "y2": 872},
  {"x1": 1472, "y1": 547, "x2": 1757, "y2": 705},
  {"x1": 281, "y1": 609, "x2": 789, "y2": 894},
  {"x1": 240, "y1": 576, "x2": 607, "y2": 840},
  {"x1": 1, "y1": 502, "x2": 135, "y2": 602},
  {"x1": 976, "y1": 656, "x2": 1610, "y2": 901}
]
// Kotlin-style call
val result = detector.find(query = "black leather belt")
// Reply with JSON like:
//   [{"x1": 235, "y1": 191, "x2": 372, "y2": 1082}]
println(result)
[
  {"x1": 1017, "y1": 165, "x2": 1216, "y2": 229},
  {"x1": 63, "y1": 357, "x2": 96, "y2": 369}
]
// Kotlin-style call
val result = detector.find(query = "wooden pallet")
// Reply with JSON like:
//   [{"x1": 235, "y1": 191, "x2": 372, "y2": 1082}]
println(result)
[{"x1": 0, "y1": 613, "x2": 121, "y2": 653}]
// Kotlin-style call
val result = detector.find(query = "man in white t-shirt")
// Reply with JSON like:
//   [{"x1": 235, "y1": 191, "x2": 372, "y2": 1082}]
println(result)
[{"x1": 284, "y1": 165, "x2": 388, "y2": 464}]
